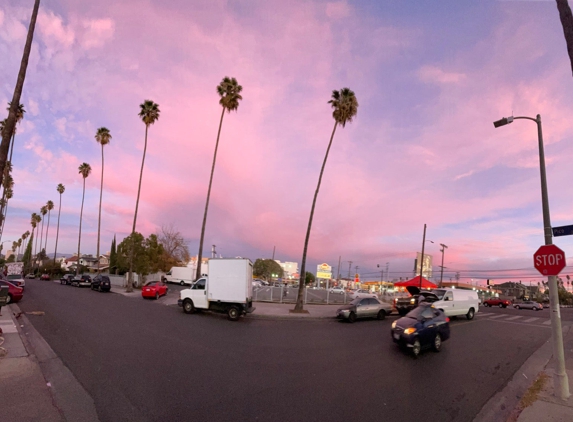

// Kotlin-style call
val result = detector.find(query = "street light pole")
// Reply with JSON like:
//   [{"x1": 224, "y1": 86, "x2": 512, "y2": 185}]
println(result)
[
  {"x1": 494, "y1": 113, "x2": 570, "y2": 400},
  {"x1": 439, "y1": 243, "x2": 448, "y2": 287},
  {"x1": 419, "y1": 224, "x2": 427, "y2": 288}
]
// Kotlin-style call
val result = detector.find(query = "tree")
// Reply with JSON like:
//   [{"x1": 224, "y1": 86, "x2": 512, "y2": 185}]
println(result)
[
  {"x1": 23, "y1": 231, "x2": 33, "y2": 270},
  {"x1": 44, "y1": 200, "x2": 54, "y2": 254},
  {"x1": 95, "y1": 127, "x2": 112, "y2": 274},
  {"x1": 196, "y1": 77, "x2": 243, "y2": 281},
  {"x1": 557, "y1": 0, "x2": 573, "y2": 76},
  {"x1": 39, "y1": 205, "x2": 47, "y2": 259},
  {"x1": 127, "y1": 100, "x2": 160, "y2": 292},
  {"x1": 53, "y1": 183, "x2": 65, "y2": 264},
  {"x1": 117, "y1": 232, "x2": 167, "y2": 277},
  {"x1": 294, "y1": 88, "x2": 358, "y2": 311},
  {"x1": 32, "y1": 213, "x2": 40, "y2": 259},
  {"x1": 76, "y1": 163, "x2": 92, "y2": 275},
  {"x1": 305, "y1": 271, "x2": 316, "y2": 285},
  {"x1": 157, "y1": 224, "x2": 190, "y2": 268},
  {"x1": 0, "y1": 164, "x2": 14, "y2": 242},
  {"x1": 253, "y1": 259, "x2": 284, "y2": 281},
  {"x1": 0, "y1": 0, "x2": 40, "y2": 188},
  {"x1": 109, "y1": 235, "x2": 117, "y2": 274}
]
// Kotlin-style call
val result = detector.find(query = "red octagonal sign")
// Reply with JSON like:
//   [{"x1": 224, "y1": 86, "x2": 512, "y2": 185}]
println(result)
[{"x1": 534, "y1": 244, "x2": 566, "y2": 276}]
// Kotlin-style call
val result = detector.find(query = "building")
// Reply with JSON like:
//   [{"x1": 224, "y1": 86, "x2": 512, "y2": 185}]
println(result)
[
  {"x1": 495, "y1": 281, "x2": 541, "y2": 300},
  {"x1": 274, "y1": 260, "x2": 299, "y2": 279},
  {"x1": 188, "y1": 256, "x2": 209, "y2": 276}
]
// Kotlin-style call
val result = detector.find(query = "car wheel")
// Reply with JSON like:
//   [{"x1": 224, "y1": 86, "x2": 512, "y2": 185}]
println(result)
[
  {"x1": 412, "y1": 339, "x2": 421, "y2": 357},
  {"x1": 183, "y1": 299, "x2": 195, "y2": 314},
  {"x1": 155, "y1": 292, "x2": 159, "y2": 300},
  {"x1": 432, "y1": 333, "x2": 442, "y2": 352},
  {"x1": 534, "y1": 307, "x2": 538, "y2": 311},
  {"x1": 377, "y1": 310, "x2": 386, "y2": 320},
  {"x1": 6, "y1": 294, "x2": 12, "y2": 304},
  {"x1": 180, "y1": 280, "x2": 185, "y2": 286},
  {"x1": 483, "y1": 303, "x2": 488, "y2": 307},
  {"x1": 227, "y1": 306, "x2": 241, "y2": 321},
  {"x1": 348, "y1": 312, "x2": 357, "y2": 323},
  {"x1": 99, "y1": 285, "x2": 102, "y2": 292},
  {"x1": 515, "y1": 305, "x2": 520, "y2": 309},
  {"x1": 499, "y1": 304, "x2": 503, "y2": 308},
  {"x1": 466, "y1": 308, "x2": 475, "y2": 320}
]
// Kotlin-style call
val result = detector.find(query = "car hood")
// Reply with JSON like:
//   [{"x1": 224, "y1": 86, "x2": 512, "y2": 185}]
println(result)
[
  {"x1": 337, "y1": 304, "x2": 355, "y2": 311},
  {"x1": 394, "y1": 316, "x2": 418, "y2": 329},
  {"x1": 406, "y1": 286, "x2": 421, "y2": 296}
]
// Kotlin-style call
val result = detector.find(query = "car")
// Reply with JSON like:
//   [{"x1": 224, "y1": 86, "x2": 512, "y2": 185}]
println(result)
[
  {"x1": 483, "y1": 297, "x2": 512, "y2": 308},
  {"x1": 391, "y1": 303, "x2": 451, "y2": 357},
  {"x1": 60, "y1": 274, "x2": 75, "y2": 285},
  {"x1": 514, "y1": 301, "x2": 543, "y2": 311},
  {"x1": 0, "y1": 280, "x2": 24, "y2": 304},
  {"x1": 329, "y1": 287, "x2": 346, "y2": 295},
  {"x1": 25, "y1": 273, "x2": 35, "y2": 279},
  {"x1": 337, "y1": 297, "x2": 392, "y2": 322},
  {"x1": 40, "y1": 274, "x2": 51, "y2": 281},
  {"x1": 71, "y1": 275, "x2": 92, "y2": 287},
  {"x1": 430, "y1": 288, "x2": 480, "y2": 320},
  {"x1": 142, "y1": 281, "x2": 168, "y2": 300},
  {"x1": 349, "y1": 289, "x2": 377, "y2": 299},
  {"x1": 6, "y1": 274, "x2": 25, "y2": 289},
  {"x1": 394, "y1": 286, "x2": 439, "y2": 316},
  {"x1": 91, "y1": 275, "x2": 111, "y2": 292}
]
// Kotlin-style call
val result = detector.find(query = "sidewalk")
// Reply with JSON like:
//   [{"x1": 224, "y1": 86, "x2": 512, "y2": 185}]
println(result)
[{"x1": 517, "y1": 326, "x2": 573, "y2": 421}]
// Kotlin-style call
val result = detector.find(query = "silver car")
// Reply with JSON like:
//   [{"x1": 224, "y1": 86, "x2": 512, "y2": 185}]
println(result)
[
  {"x1": 336, "y1": 297, "x2": 392, "y2": 322},
  {"x1": 514, "y1": 301, "x2": 543, "y2": 311}
]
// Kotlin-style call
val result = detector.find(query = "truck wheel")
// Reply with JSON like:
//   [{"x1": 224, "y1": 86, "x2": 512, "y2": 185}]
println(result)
[
  {"x1": 376, "y1": 310, "x2": 386, "y2": 320},
  {"x1": 227, "y1": 306, "x2": 241, "y2": 321},
  {"x1": 183, "y1": 299, "x2": 195, "y2": 314},
  {"x1": 180, "y1": 280, "x2": 185, "y2": 286},
  {"x1": 466, "y1": 308, "x2": 475, "y2": 320}
]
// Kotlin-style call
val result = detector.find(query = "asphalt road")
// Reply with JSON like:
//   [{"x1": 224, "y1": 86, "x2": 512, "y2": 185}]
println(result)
[{"x1": 17, "y1": 279, "x2": 563, "y2": 422}]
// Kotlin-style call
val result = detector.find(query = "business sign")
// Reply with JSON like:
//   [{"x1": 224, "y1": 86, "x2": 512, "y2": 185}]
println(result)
[
  {"x1": 414, "y1": 253, "x2": 433, "y2": 279},
  {"x1": 533, "y1": 244, "x2": 566, "y2": 276},
  {"x1": 317, "y1": 263, "x2": 332, "y2": 280}
]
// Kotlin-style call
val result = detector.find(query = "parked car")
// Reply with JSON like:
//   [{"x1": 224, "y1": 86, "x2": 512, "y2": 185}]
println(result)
[
  {"x1": 483, "y1": 297, "x2": 512, "y2": 308},
  {"x1": 142, "y1": 281, "x2": 168, "y2": 299},
  {"x1": 71, "y1": 275, "x2": 92, "y2": 288},
  {"x1": 514, "y1": 301, "x2": 543, "y2": 311},
  {"x1": 0, "y1": 280, "x2": 24, "y2": 304},
  {"x1": 349, "y1": 289, "x2": 377, "y2": 300},
  {"x1": 60, "y1": 274, "x2": 75, "y2": 285},
  {"x1": 40, "y1": 274, "x2": 51, "y2": 281},
  {"x1": 25, "y1": 273, "x2": 35, "y2": 279},
  {"x1": 391, "y1": 303, "x2": 450, "y2": 357},
  {"x1": 430, "y1": 288, "x2": 480, "y2": 320},
  {"x1": 394, "y1": 286, "x2": 439, "y2": 316},
  {"x1": 337, "y1": 297, "x2": 392, "y2": 322},
  {"x1": 6, "y1": 274, "x2": 25, "y2": 289},
  {"x1": 91, "y1": 275, "x2": 111, "y2": 292},
  {"x1": 329, "y1": 287, "x2": 346, "y2": 295}
]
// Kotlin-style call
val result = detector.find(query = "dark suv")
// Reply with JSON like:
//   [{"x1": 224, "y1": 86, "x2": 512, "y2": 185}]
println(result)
[
  {"x1": 60, "y1": 274, "x2": 75, "y2": 285},
  {"x1": 91, "y1": 275, "x2": 111, "y2": 292},
  {"x1": 71, "y1": 274, "x2": 92, "y2": 288}
]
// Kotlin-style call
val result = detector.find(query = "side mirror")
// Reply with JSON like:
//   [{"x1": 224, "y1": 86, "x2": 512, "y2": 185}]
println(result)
[{"x1": 444, "y1": 297, "x2": 449, "y2": 301}]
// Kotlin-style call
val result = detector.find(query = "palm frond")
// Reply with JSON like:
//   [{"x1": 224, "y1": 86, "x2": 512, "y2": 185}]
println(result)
[
  {"x1": 217, "y1": 76, "x2": 243, "y2": 112},
  {"x1": 95, "y1": 127, "x2": 112, "y2": 146},
  {"x1": 328, "y1": 87, "x2": 358, "y2": 127},
  {"x1": 139, "y1": 100, "x2": 161, "y2": 126}
]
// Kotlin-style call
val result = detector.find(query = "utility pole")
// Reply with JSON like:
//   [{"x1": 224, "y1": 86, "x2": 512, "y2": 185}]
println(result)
[
  {"x1": 419, "y1": 224, "x2": 427, "y2": 288},
  {"x1": 439, "y1": 243, "x2": 448, "y2": 287},
  {"x1": 347, "y1": 261, "x2": 353, "y2": 279},
  {"x1": 272, "y1": 245, "x2": 275, "y2": 260},
  {"x1": 336, "y1": 255, "x2": 341, "y2": 282},
  {"x1": 385, "y1": 262, "x2": 389, "y2": 282}
]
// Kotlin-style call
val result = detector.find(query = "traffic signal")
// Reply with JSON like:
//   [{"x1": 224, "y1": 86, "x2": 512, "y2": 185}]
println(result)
[{"x1": 487, "y1": 279, "x2": 490, "y2": 285}]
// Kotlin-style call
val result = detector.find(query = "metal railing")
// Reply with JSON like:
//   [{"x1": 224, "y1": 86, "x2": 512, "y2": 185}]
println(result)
[{"x1": 252, "y1": 286, "x2": 397, "y2": 305}]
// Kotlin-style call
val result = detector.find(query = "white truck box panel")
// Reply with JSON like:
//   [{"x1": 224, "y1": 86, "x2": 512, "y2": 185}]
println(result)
[{"x1": 207, "y1": 259, "x2": 253, "y2": 303}]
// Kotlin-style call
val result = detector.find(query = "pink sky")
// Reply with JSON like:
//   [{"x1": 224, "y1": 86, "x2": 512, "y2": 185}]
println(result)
[{"x1": 2, "y1": 0, "x2": 573, "y2": 284}]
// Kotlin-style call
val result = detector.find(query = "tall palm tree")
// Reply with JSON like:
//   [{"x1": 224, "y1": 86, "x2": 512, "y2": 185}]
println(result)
[
  {"x1": 557, "y1": 0, "x2": 573, "y2": 76},
  {"x1": 294, "y1": 88, "x2": 358, "y2": 312},
  {"x1": 0, "y1": 187, "x2": 13, "y2": 241},
  {"x1": 33, "y1": 213, "x2": 41, "y2": 260},
  {"x1": 7, "y1": 102, "x2": 26, "y2": 162},
  {"x1": 30, "y1": 213, "x2": 38, "y2": 266},
  {"x1": 0, "y1": 164, "x2": 14, "y2": 242},
  {"x1": 95, "y1": 127, "x2": 112, "y2": 274},
  {"x1": 21, "y1": 230, "x2": 29, "y2": 259},
  {"x1": 195, "y1": 76, "x2": 243, "y2": 281},
  {"x1": 44, "y1": 200, "x2": 54, "y2": 254},
  {"x1": 77, "y1": 163, "x2": 92, "y2": 275},
  {"x1": 53, "y1": 184, "x2": 65, "y2": 265},
  {"x1": 16, "y1": 238, "x2": 22, "y2": 261},
  {"x1": 39, "y1": 205, "x2": 47, "y2": 257},
  {"x1": 127, "y1": 100, "x2": 160, "y2": 292},
  {"x1": 0, "y1": 0, "x2": 40, "y2": 188}
]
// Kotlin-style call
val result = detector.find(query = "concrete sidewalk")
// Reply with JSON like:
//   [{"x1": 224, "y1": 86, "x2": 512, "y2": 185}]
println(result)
[{"x1": 517, "y1": 325, "x2": 573, "y2": 421}]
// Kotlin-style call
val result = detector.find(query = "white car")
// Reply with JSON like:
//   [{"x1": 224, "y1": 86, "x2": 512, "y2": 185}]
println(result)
[
  {"x1": 349, "y1": 289, "x2": 377, "y2": 299},
  {"x1": 329, "y1": 287, "x2": 346, "y2": 295},
  {"x1": 6, "y1": 274, "x2": 25, "y2": 288}
]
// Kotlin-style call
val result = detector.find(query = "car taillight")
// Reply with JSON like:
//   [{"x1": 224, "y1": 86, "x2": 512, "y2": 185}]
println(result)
[{"x1": 446, "y1": 317, "x2": 450, "y2": 322}]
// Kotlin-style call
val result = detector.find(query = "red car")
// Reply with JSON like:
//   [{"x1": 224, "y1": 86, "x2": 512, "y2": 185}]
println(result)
[
  {"x1": 40, "y1": 274, "x2": 50, "y2": 281},
  {"x1": 483, "y1": 298, "x2": 512, "y2": 308},
  {"x1": 141, "y1": 281, "x2": 168, "y2": 300},
  {"x1": 0, "y1": 280, "x2": 24, "y2": 304}
]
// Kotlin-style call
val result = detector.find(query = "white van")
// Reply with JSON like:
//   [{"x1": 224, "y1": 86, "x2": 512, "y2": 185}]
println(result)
[{"x1": 431, "y1": 288, "x2": 480, "y2": 320}]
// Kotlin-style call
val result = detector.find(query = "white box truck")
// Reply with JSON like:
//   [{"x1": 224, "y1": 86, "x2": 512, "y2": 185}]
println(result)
[
  {"x1": 177, "y1": 258, "x2": 255, "y2": 321},
  {"x1": 165, "y1": 266, "x2": 195, "y2": 286}
]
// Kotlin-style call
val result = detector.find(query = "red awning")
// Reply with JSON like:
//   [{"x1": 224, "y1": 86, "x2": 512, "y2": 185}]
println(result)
[{"x1": 393, "y1": 276, "x2": 437, "y2": 289}]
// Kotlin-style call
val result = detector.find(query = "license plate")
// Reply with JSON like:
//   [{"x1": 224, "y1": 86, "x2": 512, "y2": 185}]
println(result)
[{"x1": 393, "y1": 333, "x2": 400, "y2": 340}]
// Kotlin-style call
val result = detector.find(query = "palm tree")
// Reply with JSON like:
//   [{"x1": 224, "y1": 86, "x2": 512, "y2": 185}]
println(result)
[
  {"x1": 39, "y1": 205, "x2": 47, "y2": 259},
  {"x1": 30, "y1": 213, "x2": 38, "y2": 266},
  {"x1": 557, "y1": 0, "x2": 573, "y2": 76},
  {"x1": 44, "y1": 200, "x2": 54, "y2": 254},
  {"x1": 16, "y1": 238, "x2": 22, "y2": 261},
  {"x1": 195, "y1": 76, "x2": 243, "y2": 281},
  {"x1": 33, "y1": 213, "x2": 41, "y2": 261},
  {"x1": 127, "y1": 100, "x2": 160, "y2": 292},
  {"x1": 294, "y1": 88, "x2": 358, "y2": 312},
  {"x1": 6, "y1": 102, "x2": 26, "y2": 161},
  {"x1": 53, "y1": 184, "x2": 65, "y2": 265},
  {"x1": 0, "y1": 165, "x2": 14, "y2": 242},
  {"x1": 0, "y1": 0, "x2": 40, "y2": 188},
  {"x1": 77, "y1": 163, "x2": 92, "y2": 275},
  {"x1": 21, "y1": 231, "x2": 29, "y2": 259},
  {"x1": 95, "y1": 127, "x2": 112, "y2": 274},
  {"x1": 0, "y1": 107, "x2": 22, "y2": 237},
  {"x1": 0, "y1": 187, "x2": 13, "y2": 241}
]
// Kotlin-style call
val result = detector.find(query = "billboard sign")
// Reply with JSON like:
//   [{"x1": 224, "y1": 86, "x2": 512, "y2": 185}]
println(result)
[{"x1": 317, "y1": 263, "x2": 332, "y2": 280}]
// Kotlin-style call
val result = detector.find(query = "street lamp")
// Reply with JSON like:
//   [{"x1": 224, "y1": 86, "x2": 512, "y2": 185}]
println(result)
[
  {"x1": 439, "y1": 243, "x2": 448, "y2": 287},
  {"x1": 494, "y1": 113, "x2": 570, "y2": 399}
]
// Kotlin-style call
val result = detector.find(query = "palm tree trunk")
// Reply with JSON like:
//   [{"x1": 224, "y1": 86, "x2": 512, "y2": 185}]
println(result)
[
  {"x1": 39, "y1": 217, "x2": 45, "y2": 258},
  {"x1": 77, "y1": 178, "x2": 86, "y2": 276},
  {"x1": 0, "y1": 132, "x2": 15, "y2": 241},
  {"x1": 54, "y1": 194, "x2": 62, "y2": 266},
  {"x1": 0, "y1": 0, "x2": 40, "y2": 188},
  {"x1": 557, "y1": 0, "x2": 573, "y2": 76},
  {"x1": 34, "y1": 225, "x2": 39, "y2": 262},
  {"x1": 127, "y1": 124, "x2": 149, "y2": 292},
  {"x1": 44, "y1": 210, "x2": 51, "y2": 255},
  {"x1": 0, "y1": 202, "x2": 8, "y2": 243},
  {"x1": 294, "y1": 121, "x2": 338, "y2": 311},
  {"x1": 196, "y1": 107, "x2": 226, "y2": 280},
  {"x1": 97, "y1": 144, "x2": 104, "y2": 274}
]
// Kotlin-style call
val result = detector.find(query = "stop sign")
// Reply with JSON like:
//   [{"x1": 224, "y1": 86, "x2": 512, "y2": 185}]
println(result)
[{"x1": 533, "y1": 244, "x2": 566, "y2": 276}]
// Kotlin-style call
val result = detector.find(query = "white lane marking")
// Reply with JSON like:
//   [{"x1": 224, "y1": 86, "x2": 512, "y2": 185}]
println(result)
[
  {"x1": 543, "y1": 320, "x2": 552, "y2": 325},
  {"x1": 522, "y1": 318, "x2": 539, "y2": 323},
  {"x1": 477, "y1": 313, "x2": 494, "y2": 317},
  {"x1": 506, "y1": 316, "x2": 522, "y2": 321},
  {"x1": 488, "y1": 314, "x2": 507, "y2": 319}
]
